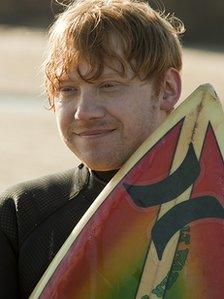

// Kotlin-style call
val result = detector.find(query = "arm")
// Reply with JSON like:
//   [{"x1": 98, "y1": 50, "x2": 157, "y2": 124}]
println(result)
[
  {"x1": 0, "y1": 188, "x2": 20, "y2": 298},
  {"x1": 0, "y1": 229, "x2": 19, "y2": 298}
]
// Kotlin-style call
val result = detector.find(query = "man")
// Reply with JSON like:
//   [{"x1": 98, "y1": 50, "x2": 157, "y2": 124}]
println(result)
[{"x1": 0, "y1": 0, "x2": 184, "y2": 297}]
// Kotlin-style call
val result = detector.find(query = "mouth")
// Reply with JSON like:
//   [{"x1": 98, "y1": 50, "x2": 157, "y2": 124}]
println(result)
[{"x1": 75, "y1": 129, "x2": 116, "y2": 138}]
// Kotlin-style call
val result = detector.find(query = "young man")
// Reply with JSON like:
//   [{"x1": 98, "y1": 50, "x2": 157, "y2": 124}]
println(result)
[{"x1": 0, "y1": 0, "x2": 184, "y2": 297}]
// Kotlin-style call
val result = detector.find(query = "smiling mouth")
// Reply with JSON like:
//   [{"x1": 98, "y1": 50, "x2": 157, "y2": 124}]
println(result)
[{"x1": 75, "y1": 129, "x2": 116, "y2": 137}]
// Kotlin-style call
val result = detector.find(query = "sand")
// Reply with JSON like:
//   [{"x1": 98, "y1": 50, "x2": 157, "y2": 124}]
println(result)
[{"x1": 0, "y1": 26, "x2": 223, "y2": 191}]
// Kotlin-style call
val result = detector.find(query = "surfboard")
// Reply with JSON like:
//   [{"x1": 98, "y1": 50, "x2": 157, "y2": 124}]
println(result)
[{"x1": 30, "y1": 84, "x2": 224, "y2": 299}]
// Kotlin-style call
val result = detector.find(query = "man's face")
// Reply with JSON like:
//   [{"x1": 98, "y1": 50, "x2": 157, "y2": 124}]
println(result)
[{"x1": 55, "y1": 62, "x2": 167, "y2": 171}]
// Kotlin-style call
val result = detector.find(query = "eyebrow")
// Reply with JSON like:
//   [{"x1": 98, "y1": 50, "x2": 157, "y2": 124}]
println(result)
[{"x1": 59, "y1": 73, "x2": 130, "y2": 84}]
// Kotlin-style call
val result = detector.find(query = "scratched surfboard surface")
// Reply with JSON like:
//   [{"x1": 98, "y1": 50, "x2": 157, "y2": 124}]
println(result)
[{"x1": 30, "y1": 84, "x2": 224, "y2": 299}]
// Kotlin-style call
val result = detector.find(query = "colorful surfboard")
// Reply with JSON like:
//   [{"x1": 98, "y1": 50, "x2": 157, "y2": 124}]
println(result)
[{"x1": 30, "y1": 84, "x2": 224, "y2": 299}]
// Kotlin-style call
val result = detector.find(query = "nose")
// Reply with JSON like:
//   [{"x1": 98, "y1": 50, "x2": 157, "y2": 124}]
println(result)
[{"x1": 74, "y1": 89, "x2": 105, "y2": 121}]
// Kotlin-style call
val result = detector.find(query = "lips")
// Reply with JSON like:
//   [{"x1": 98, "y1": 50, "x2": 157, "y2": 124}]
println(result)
[{"x1": 75, "y1": 128, "x2": 116, "y2": 137}]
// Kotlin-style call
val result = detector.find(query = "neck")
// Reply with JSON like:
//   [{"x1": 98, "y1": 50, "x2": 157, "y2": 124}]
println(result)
[{"x1": 92, "y1": 169, "x2": 119, "y2": 183}]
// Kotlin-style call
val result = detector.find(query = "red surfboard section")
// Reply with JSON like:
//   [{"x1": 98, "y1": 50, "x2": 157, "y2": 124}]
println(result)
[{"x1": 161, "y1": 124, "x2": 224, "y2": 299}]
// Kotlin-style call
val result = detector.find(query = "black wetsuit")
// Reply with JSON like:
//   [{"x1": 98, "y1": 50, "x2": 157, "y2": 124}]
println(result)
[{"x1": 0, "y1": 164, "x2": 116, "y2": 298}]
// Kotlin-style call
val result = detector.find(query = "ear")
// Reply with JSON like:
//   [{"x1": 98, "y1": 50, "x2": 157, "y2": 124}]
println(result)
[{"x1": 160, "y1": 68, "x2": 181, "y2": 112}]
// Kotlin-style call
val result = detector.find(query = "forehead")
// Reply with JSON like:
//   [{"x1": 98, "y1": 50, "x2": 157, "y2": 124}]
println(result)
[
  {"x1": 55, "y1": 30, "x2": 134, "y2": 80},
  {"x1": 59, "y1": 58, "x2": 135, "y2": 83}
]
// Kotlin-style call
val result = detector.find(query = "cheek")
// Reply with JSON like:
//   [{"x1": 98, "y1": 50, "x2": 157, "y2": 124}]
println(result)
[
  {"x1": 126, "y1": 103, "x2": 156, "y2": 136},
  {"x1": 55, "y1": 105, "x2": 74, "y2": 135}
]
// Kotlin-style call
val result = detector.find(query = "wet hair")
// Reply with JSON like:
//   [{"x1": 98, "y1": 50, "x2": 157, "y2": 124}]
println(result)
[{"x1": 44, "y1": 0, "x2": 185, "y2": 109}]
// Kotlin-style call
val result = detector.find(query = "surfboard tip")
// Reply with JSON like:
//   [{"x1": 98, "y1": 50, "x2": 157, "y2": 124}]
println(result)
[{"x1": 197, "y1": 83, "x2": 219, "y2": 100}]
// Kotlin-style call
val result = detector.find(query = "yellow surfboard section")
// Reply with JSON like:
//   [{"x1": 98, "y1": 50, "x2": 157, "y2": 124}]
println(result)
[{"x1": 30, "y1": 84, "x2": 224, "y2": 299}]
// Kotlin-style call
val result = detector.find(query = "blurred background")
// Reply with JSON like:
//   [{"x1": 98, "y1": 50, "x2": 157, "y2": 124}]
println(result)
[{"x1": 0, "y1": 0, "x2": 224, "y2": 191}]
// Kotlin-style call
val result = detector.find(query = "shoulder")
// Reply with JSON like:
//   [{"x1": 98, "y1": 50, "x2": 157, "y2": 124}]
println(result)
[
  {"x1": 0, "y1": 164, "x2": 89, "y2": 249},
  {"x1": 0, "y1": 165, "x2": 89, "y2": 209}
]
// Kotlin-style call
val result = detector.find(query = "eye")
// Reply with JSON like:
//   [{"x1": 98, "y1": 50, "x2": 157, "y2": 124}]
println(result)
[
  {"x1": 102, "y1": 83, "x2": 115, "y2": 88},
  {"x1": 59, "y1": 86, "x2": 77, "y2": 94},
  {"x1": 57, "y1": 86, "x2": 79, "y2": 101},
  {"x1": 100, "y1": 82, "x2": 118, "y2": 89}
]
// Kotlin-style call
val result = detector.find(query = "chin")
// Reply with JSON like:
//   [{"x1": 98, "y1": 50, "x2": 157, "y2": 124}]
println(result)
[
  {"x1": 84, "y1": 159, "x2": 123, "y2": 171},
  {"x1": 72, "y1": 148, "x2": 128, "y2": 171},
  {"x1": 86, "y1": 163, "x2": 121, "y2": 172}
]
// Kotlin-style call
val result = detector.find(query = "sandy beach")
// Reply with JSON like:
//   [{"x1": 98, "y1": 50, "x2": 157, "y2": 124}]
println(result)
[{"x1": 0, "y1": 26, "x2": 224, "y2": 191}]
